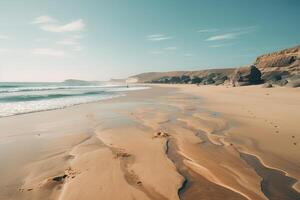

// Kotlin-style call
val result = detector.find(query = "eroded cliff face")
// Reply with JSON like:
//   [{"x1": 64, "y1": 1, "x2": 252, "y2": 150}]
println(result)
[
  {"x1": 255, "y1": 46, "x2": 300, "y2": 85},
  {"x1": 130, "y1": 45, "x2": 300, "y2": 87},
  {"x1": 255, "y1": 46, "x2": 299, "y2": 69}
]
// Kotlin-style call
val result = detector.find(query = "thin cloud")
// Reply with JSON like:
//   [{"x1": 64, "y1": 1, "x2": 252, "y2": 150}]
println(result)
[
  {"x1": 209, "y1": 43, "x2": 233, "y2": 48},
  {"x1": 32, "y1": 48, "x2": 65, "y2": 56},
  {"x1": 205, "y1": 26, "x2": 257, "y2": 41},
  {"x1": 41, "y1": 19, "x2": 85, "y2": 33},
  {"x1": 197, "y1": 28, "x2": 219, "y2": 33},
  {"x1": 32, "y1": 16, "x2": 56, "y2": 24},
  {"x1": 147, "y1": 34, "x2": 164, "y2": 38},
  {"x1": 146, "y1": 34, "x2": 172, "y2": 41},
  {"x1": 206, "y1": 33, "x2": 239, "y2": 41}
]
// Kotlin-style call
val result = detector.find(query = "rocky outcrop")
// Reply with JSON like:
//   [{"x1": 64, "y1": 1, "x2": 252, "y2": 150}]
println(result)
[
  {"x1": 149, "y1": 72, "x2": 230, "y2": 85},
  {"x1": 231, "y1": 65, "x2": 263, "y2": 86},
  {"x1": 255, "y1": 45, "x2": 300, "y2": 86},
  {"x1": 255, "y1": 46, "x2": 299, "y2": 69},
  {"x1": 129, "y1": 45, "x2": 299, "y2": 87},
  {"x1": 130, "y1": 69, "x2": 235, "y2": 84}
]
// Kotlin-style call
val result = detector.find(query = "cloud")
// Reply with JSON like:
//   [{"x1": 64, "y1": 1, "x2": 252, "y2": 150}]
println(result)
[
  {"x1": 148, "y1": 34, "x2": 164, "y2": 38},
  {"x1": 197, "y1": 28, "x2": 219, "y2": 33},
  {"x1": 32, "y1": 16, "x2": 85, "y2": 33},
  {"x1": 209, "y1": 43, "x2": 233, "y2": 48},
  {"x1": 205, "y1": 26, "x2": 257, "y2": 41},
  {"x1": 164, "y1": 46, "x2": 177, "y2": 50},
  {"x1": 32, "y1": 16, "x2": 56, "y2": 24},
  {"x1": 32, "y1": 48, "x2": 65, "y2": 56},
  {"x1": 146, "y1": 34, "x2": 172, "y2": 41},
  {"x1": 40, "y1": 19, "x2": 85, "y2": 33},
  {"x1": 206, "y1": 33, "x2": 239, "y2": 41}
]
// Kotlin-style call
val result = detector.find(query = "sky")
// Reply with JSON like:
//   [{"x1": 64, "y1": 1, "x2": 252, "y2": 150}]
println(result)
[{"x1": 0, "y1": 0, "x2": 299, "y2": 82}]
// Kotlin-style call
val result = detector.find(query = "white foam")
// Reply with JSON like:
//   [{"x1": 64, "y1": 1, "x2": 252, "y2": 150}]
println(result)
[{"x1": 0, "y1": 85, "x2": 149, "y2": 117}]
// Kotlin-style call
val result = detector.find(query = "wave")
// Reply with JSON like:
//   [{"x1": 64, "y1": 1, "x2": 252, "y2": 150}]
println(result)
[
  {"x1": 0, "y1": 93, "x2": 122, "y2": 117},
  {"x1": 0, "y1": 91, "x2": 111, "y2": 103},
  {"x1": 0, "y1": 85, "x2": 22, "y2": 88},
  {"x1": 0, "y1": 84, "x2": 149, "y2": 117},
  {"x1": 0, "y1": 85, "x2": 127, "y2": 94}
]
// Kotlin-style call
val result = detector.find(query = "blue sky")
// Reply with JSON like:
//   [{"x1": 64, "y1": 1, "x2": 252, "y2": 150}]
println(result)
[{"x1": 0, "y1": 0, "x2": 299, "y2": 81}]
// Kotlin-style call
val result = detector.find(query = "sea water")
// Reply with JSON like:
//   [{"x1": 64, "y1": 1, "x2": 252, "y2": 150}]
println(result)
[{"x1": 0, "y1": 82, "x2": 148, "y2": 117}]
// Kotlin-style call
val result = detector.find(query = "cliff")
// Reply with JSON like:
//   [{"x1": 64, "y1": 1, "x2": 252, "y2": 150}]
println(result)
[{"x1": 130, "y1": 45, "x2": 300, "y2": 87}]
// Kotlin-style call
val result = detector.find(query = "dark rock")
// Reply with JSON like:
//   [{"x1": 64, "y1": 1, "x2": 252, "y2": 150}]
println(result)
[
  {"x1": 213, "y1": 75, "x2": 228, "y2": 85},
  {"x1": 262, "y1": 71, "x2": 290, "y2": 83},
  {"x1": 191, "y1": 76, "x2": 202, "y2": 84},
  {"x1": 52, "y1": 174, "x2": 68, "y2": 182},
  {"x1": 278, "y1": 79, "x2": 288, "y2": 86},
  {"x1": 202, "y1": 78, "x2": 215, "y2": 85},
  {"x1": 169, "y1": 76, "x2": 181, "y2": 84},
  {"x1": 231, "y1": 65, "x2": 263, "y2": 86},
  {"x1": 214, "y1": 80, "x2": 225, "y2": 85},
  {"x1": 262, "y1": 83, "x2": 273, "y2": 88},
  {"x1": 180, "y1": 75, "x2": 191, "y2": 83}
]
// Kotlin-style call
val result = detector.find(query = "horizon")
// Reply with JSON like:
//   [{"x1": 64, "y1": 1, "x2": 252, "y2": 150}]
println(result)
[{"x1": 0, "y1": 0, "x2": 299, "y2": 82}]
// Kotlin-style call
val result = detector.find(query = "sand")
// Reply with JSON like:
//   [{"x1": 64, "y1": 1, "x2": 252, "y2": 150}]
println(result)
[{"x1": 0, "y1": 84, "x2": 299, "y2": 200}]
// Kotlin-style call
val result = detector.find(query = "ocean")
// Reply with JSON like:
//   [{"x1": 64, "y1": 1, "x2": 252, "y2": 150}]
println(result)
[{"x1": 0, "y1": 82, "x2": 148, "y2": 117}]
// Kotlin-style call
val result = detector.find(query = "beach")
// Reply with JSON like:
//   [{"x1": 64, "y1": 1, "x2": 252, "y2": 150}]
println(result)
[{"x1": 0, "y1": 84, "x2": 299, "y2": 200}]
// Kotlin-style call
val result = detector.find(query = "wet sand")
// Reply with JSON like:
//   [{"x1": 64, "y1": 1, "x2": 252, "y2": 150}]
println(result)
[
  {"x1": 0, "y1": 84, "x2": 299, "y2": 200},
  {"x1": 240, "y1": 153, "x2": 300, "y2": 200}
]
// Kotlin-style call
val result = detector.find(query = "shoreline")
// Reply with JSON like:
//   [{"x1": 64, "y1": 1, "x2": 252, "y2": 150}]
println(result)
[
  {"x1": 0, "y1": 85, "x2": 150, "y2": 118},
  {"x1": 0, "y1": 84, "x2": 299, "y2": 200}
]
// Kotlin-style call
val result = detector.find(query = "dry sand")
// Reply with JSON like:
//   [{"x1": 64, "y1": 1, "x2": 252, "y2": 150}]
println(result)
[{"x1": 0, "y1": 84, "x2": 299, "y2": 200}]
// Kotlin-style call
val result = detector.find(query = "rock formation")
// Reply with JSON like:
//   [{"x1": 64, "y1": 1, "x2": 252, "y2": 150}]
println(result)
[
  {"x1": 231, "y1": 65, "x2": 263, "y2": 86},
  {"x1": 129, "y1": 45, "x2": 300, "y2": 87}
]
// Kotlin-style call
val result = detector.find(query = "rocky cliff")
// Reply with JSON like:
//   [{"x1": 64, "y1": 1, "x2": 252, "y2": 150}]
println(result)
[
  {"x1": 255, "y1": 45, "x2": 300, "y2": 86},
  {"x1": 130, "y1": 45, "x2": 300, "y2": 87}
]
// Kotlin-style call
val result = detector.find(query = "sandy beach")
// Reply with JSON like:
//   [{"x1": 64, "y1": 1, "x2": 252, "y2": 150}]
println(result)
[{"x1": 0, "y1": 84, "x2": 299, "y2": 200}]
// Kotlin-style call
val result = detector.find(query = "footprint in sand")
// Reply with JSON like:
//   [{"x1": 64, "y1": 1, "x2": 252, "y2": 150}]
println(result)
[
  {"x1": 51, "y1": 167, "x2": 80, "y2": 183},
  {"x1": 152, "y1": 130, "x2": 169, "y2": 139},
  {"x1": 114, "y1": 150, "x2": 143, "y2": 187},
  {"x1": 115, "y1": 151, "x2": 131, "y2": 159}
]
